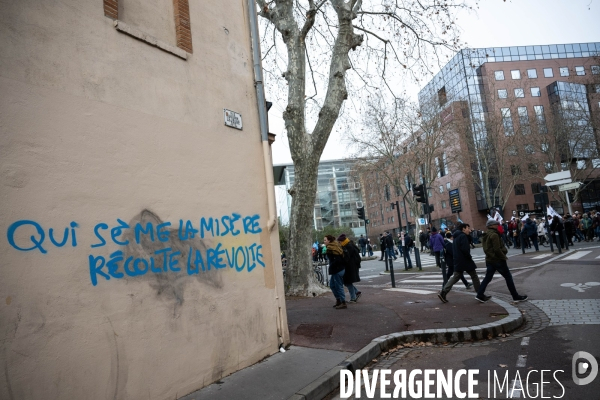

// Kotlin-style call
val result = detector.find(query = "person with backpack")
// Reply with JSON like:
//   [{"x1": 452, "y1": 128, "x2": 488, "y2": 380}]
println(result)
[
  {"x1": 442, "y1": 231, "x2": 472, "y2": 289},
  {"x1": 438, "y1": 223, "x2": 480, "y2": 303},
  {"x1": 324, "y1": 235, "x2": 347, "y2": 309},
  {"x1": 337, "y1": 234, "x2": 362, "y2": 303}
]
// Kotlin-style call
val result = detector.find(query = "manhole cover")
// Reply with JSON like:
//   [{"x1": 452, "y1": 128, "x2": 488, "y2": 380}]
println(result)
[{"x1": 296, "y1": 324, "x2": 334, "y2": 338}]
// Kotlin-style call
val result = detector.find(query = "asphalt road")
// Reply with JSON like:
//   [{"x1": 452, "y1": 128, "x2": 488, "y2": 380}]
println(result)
[{"x1": 335, "y1": 243, "x2": 600, "y2": 399}]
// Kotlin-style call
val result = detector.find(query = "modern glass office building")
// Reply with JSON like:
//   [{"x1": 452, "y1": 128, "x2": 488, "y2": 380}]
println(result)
[
  {"x1": 418, "y1": 42, "x2": 600, "y2": 212},
  {"x1": 279, "y1": 159, "x2": 366, "y2": 235}
]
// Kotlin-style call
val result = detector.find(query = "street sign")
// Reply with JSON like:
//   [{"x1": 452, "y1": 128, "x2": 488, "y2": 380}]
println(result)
[
  {"x1": 418, "y1": 218, "x2": 427, "y2": 225},
  {"x1": 558, "y1": 182, "x2": 583, "y2": 191},
  {"x1": 448, "y1": 189, "x2": 462, "y2": 213},
  {"x1": 544, "y1": 170, "x2": 571, "y2": 182},
  {"x1": 223, "y1": 109, "x2": 243, "y2": 130},
  {"x1": 545, "y1": 178, "x2": 574, "y2": 187}
]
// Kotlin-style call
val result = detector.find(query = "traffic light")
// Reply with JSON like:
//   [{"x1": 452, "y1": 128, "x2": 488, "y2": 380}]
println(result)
[
  {"x1": 413, "y1": 184, "x2": 426, "y2": 203},
  {"x1": 357, "y1": 206, "x2": 365, "y2": 220}
]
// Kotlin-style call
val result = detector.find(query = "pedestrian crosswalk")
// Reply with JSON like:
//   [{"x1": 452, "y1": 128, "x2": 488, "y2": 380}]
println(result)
[
  {"x1": 393, "y1": 253, "x2": 487, "y2": 268},
  {"x1": 562, "y1": 251, "x2": 592, "y2": 260},
  {"x1": 399, "y1": 273, "x2": 489, "y2": 286}
]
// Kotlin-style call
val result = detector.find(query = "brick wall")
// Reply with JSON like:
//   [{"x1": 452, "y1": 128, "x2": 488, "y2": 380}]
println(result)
[
  {"x1": 173, "y1": 0, "x2": 193, "y2": 53},
  {"x1": 103, "y1": 0, "x2": 118, "y2": 19}
]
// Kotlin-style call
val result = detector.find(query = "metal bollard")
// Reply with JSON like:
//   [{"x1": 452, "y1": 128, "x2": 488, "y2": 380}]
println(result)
[
  {"x1": 388, "y1": 256, "x2": 396, "y2": 288},
  {"x1": 414, "y1": 248, "x2": 422, "y2": 270}
]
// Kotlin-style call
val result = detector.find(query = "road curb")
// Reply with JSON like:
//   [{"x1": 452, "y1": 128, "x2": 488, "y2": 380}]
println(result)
[{"x1": 286, "y1": 297, "x2": 523, "y2": 400}]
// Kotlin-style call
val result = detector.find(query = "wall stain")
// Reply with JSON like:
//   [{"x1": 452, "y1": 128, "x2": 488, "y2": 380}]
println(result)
[{"x1": 121, "y1": 209, "x2": 223, "y2": 315}]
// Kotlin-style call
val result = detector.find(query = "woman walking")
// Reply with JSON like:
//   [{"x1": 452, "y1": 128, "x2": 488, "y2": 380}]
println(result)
[{"x1": 324, "y1": 235, "x2": 347, "y2": 309}]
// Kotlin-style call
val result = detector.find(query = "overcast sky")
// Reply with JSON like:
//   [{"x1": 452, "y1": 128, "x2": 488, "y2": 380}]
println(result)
[{"x1": 269, "y1": 0, "x2": 600, "y2": 165}]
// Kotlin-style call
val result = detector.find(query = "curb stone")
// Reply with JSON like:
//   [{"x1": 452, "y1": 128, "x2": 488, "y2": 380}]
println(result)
[{"x1": 286, "y1": 297, "x2": 523, "y2": 400}]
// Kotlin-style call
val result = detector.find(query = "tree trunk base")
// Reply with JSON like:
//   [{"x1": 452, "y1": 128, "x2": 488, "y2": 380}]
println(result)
[{"x1": 286, "y1": 281, "x2": 329, "y2": 297}]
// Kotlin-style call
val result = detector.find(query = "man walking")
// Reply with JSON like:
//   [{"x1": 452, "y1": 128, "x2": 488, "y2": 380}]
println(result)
[
  {"x1": 476, "y1": 219, "x2": 528, "y2": 303},
  {"x1": 358, "y1": 234, "x2": 367, "y2": 257},
  {"x1": 400, "y1": 231, "x2": 414, "y2": 270},
  {"x1": 438, "y1": 223, "x2": 480, "y2": 303},
  {"x1": 383, "y1": 231, "x2": 397, "y2": 261},
  {"x1": 378, "y1": 233, "x2": 386, "y2": 261}
]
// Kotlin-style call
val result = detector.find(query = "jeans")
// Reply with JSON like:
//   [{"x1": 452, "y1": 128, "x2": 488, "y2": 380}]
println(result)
[
  {"x1": 360, "y1": 246, "x2": 366, "y2": 257},
  {"x1": 385, "y1": 248, "x2": 397, "y2": 260},
  {"x1": 330, "y1": 269, "x2": 346, "y2": 302},
  {"x1": 529, "y1": 234, "x2": 539, "y2": 251},
  {"x1": 477, "y1": 260, "x2": 519, "y2": 299},
  {"x1": 397, "y1": 245, "x2": 404, "y2": 257},
  {"x1": 441, "y1": 270, "x2": 480, "y2": 295},
  {"x1": 345, "y1": 283, "x2": 358, "y2": 300},
  {"x1": 434, "y1": 251, "x2": 442, "y2": 267},
  {"x1": 403, "y1": 247, "x2": 413, "y2": 269}
]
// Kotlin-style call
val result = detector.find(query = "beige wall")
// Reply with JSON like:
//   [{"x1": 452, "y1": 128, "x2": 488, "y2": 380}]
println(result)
[{"x1": 0, "y1": 1, "x2": 288, "y2": 399}]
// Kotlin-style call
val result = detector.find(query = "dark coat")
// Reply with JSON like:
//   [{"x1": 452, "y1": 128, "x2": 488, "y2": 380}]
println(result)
[
  {"x1": 522, "y1": 219, "x2": 538, "y2": 237},
  {"x1": 384, "y1": 234, "x2": 394, "y2": 249},
  {"x1": 341, "y1": 240, "x2": 361, "y2": 284},
  {"x1": 379, "y1": 235, "x2": 387, "y2": 250},
  {"x1": 419, "y1": 232, "x2": 428, "y2": 244},
  {"x1": 326, "y1": 242, "x2": 345, "y2": 275},
  {"x1": 452, "y1": 230, "x2": 477, "y2": 272},
  {"x1": 482, "y1": 227, "x2": 508, "y2": 263},
  {"x1": 443, "y1": 239, "x2": 454, "y2": 267}
]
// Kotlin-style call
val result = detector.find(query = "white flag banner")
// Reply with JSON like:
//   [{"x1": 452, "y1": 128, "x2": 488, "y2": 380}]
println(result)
[
  {"x1": 547, "y1": 206, "x2": 560, "y2": 218},
  {"x1": 521, "y1": 213, "x2": 530, "y2": 221},
  {"x1": 494, "y1": 211, "x2": 503, "y2": 224}
]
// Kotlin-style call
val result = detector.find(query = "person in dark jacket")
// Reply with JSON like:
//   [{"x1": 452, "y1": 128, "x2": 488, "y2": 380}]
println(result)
[
  {"x1": 429, "y1": 227, "x2": 445, "y2": 268},
  {"x1": 550, "y1": 215, "x2": 565, "y2": 248},
  {"x1": 378, "y1": 233, "x2": 386, "y2": 261},
  {"x1": 442, "y1": 231, "x2": 472, "y2": 289},
  {"x1": 419, "y1": 230, "x2": 428, "y2": 252},
  {"x1": 477, "y1": 219, "x2": 528, "y2": 303},
  {"x1": 522, "y1": 218, "x2": 539, "y2": 251},
  {"x1": 400, "y1": 231, "x2": 414, "y2": 270},
  {"x1": 563, "y1": 215, "x2": 575, "y2": 246},
  {"x1": 324, "y1": 235, "x2": 347, "y2": 309},
  {"x1": 358, "y1": 234, "x2": 367, "y2": 257},
  {"x1": 337, "y1": 234, "x2": 362, "y2": 303},
  {"x1": 383, "y1": 231, "x2": 397, "y2": 261},
  {"x1": 438, "y1": 223, "x2": 481, "y2": 303}
]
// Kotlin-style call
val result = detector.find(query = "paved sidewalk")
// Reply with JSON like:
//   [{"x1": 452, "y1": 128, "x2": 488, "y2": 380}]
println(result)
[{"x1": 185, "y1": 283, "x2": 522, "y2": 400}]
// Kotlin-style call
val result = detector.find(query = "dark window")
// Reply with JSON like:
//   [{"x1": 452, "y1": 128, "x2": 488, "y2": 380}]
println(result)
[
  {"x1": 528, "y1": 163, "x2": 539, "y2": 173},
  {"x1": 531, "y1": 183, "x2": 542, "y2": 194},
  {"x1": 516, "y1": 204, "x2": 529, "y2": 211},
  {"x1": 514, "y1": 184, "x2": 526, "y2": 195},
  {"x1": 511, "y1": 165, "x2": 522, "y2": 176}
]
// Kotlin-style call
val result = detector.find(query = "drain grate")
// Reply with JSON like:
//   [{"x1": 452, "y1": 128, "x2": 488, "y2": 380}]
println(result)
[{"x1": 295, "y1": 324, "x2": 334, "y2": 338}]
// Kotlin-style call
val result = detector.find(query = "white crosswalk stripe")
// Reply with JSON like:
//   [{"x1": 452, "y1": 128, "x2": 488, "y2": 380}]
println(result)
[
  {"x1": 531, "y1": 254, "x2": 553, "y2": 259},
  {"x1": 398, "y1": 272, "x2": 499, "y2": 286},
  {"x1": 403, "y1": 254, "x2": 486, "y2": 268},
  {"x1": 562, "y1": 251, "x2": 592, "y2": 260}
]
